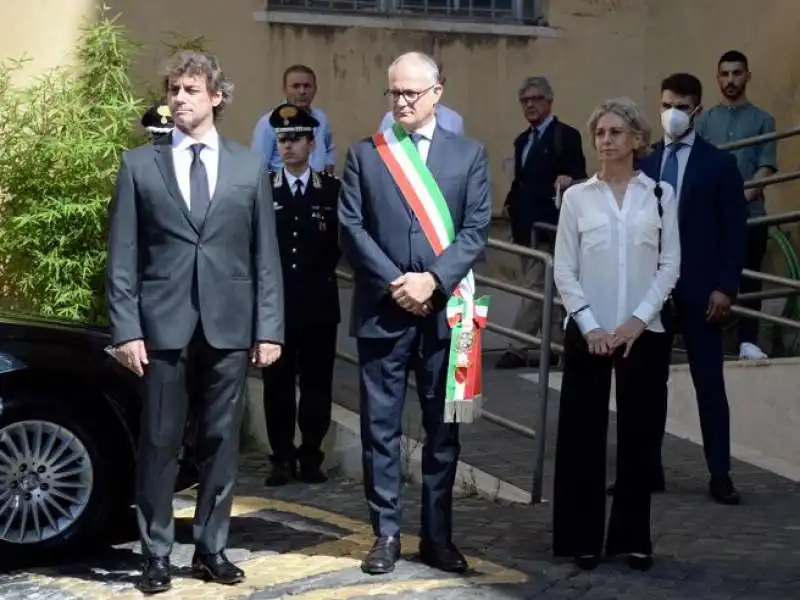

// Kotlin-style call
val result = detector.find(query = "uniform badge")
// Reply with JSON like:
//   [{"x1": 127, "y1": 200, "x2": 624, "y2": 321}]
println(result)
[
  {"x1": 278, "y1": 105, "x2": 298, "y2": 126},
  {"x1": 311, "y1": 171, "x2": 322, "y2": 189},
  {"x1": 156, "y1": 105, "x2": 171, "y2": 125}
]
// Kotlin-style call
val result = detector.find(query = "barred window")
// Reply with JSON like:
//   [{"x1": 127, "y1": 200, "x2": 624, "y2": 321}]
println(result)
[{"x1": 268, "y1": 0, "x2": 548, "y2": 23}]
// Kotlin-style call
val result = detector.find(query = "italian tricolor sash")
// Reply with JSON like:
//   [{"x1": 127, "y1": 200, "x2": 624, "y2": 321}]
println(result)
[{"x1": 372, "y1": 123, "x2": 491, "y2": 424}]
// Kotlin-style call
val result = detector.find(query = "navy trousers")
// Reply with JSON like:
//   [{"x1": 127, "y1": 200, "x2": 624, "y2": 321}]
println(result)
[{"x1": 357, "y1": 325, "x2": 460, "y2": 545}]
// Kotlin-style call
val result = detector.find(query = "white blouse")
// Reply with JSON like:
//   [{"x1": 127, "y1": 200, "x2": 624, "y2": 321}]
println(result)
[{"x1": 553, "y1": 172, "x2": 680, "y2": 334}]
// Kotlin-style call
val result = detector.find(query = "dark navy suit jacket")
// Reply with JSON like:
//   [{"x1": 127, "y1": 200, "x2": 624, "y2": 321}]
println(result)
[
  {"x1": 338, "y1": 126, "x2": 491, "y2": 339},
  {"x1": 637, "y1": 136, "x2": 747, "y2": 309}
]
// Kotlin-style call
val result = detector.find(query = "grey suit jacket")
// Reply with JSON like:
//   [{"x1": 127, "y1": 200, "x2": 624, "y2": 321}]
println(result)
[
  {"x1": 338, "y1": 125, "x2": 491, "y2": 339},
  {"x1": 106, "y1": 134, "x2": 284, "y2": 351}
]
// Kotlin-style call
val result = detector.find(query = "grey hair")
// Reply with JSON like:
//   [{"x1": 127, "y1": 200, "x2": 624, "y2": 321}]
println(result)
[
  {"x1": 162, "y1": 51, "x2": 234, "y2": 120},
  {"x1": 388, "y1": 52, "x2": 440, "y2": 87},
  {"x1": 587, "y1": 96, "x2": 652, "y2": 160},
  {"x1": 518, "y1": 76, "x2": 553, "y2": 100}
]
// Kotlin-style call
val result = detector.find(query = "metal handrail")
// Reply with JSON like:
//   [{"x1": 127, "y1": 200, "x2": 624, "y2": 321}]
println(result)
[
  {"x1": 748, "y1": 211, "x2": 800, "y2": 228},
  {"x1": 718, "y1": 124, "x2": 800, "y2": 151},
  {"x1": 744, "y1": 169, "x2": 800, "y2": 191}
]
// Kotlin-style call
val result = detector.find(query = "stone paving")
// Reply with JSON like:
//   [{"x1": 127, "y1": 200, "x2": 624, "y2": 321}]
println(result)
[{"x1": 2, "y1": 444, "x2": 800, "y2": 599}]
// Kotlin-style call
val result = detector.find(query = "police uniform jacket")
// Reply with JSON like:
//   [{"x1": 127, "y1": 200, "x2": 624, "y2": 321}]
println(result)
[{"x1": 270, "y1": 168, "x2": 341, "y2": 328}]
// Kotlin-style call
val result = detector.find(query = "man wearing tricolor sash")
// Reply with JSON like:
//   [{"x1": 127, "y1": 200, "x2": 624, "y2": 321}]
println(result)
[{"x1": 338, "y1": 51, "x2": 491, "y2": 576}]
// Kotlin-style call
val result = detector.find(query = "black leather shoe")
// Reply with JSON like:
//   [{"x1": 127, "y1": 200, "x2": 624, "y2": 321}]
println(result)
[
  {"x1": 495, "y1": 351, "x2": 527, "y2": 369},
  {"x1": 627, "y1": 554, "x2": 653, "y2": 571},
  {"x1": 298, "y1": 463, "x2": 328, "y2": 484},
  {"x1": 361, "y1": 536, "x2": 401, "y2": 574},
  {"x1": 136, "y1": 557, "x2": 171, "y2": 594},
  {"x1": 574, "y1": 555, "x2": 601, "y2": 570},
  {"x1": 709, "y1": 474, "x2": 741, "y2": 505},
  {"x1": 191, "y1": 551, "x2": 245, "y2": 585},
  {"x1": 265, "y1": 461, "x2": 295, "y2": 487},
  {"x1": 419, "y1": 541, "x2": 468, "y2": 573}
]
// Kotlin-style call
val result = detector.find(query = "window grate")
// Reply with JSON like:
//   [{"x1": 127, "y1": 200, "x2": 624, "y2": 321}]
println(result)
[{"x1": 267, "y1": 0, "x2": 546, "y2": 22}]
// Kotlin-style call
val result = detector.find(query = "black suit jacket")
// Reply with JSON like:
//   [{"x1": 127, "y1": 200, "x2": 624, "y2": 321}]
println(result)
[
  {"x1": 106, "y1": 134, "x2": 285, "y2": 351},
  {"x1": 505, "y1": 118, "x2": 586, "y2": 246},
  {"x1": 338, "y1": 126, "x2": 491, "y2": 340},
  {"x1": 271, "y1": 169, "x2": 341, "y2": 328}
]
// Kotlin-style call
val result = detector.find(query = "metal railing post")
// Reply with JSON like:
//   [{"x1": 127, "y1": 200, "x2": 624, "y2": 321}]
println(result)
[{"x1": 530, "y1": 259, "x2": 554, "y2": 504}]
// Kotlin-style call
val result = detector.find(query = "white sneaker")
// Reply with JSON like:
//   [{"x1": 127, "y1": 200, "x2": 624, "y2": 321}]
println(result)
[{"x1": 739, "y1": 342, "x2": 768, "y2": 360}]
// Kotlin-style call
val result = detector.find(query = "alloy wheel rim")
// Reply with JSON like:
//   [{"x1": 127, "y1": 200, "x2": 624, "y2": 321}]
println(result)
[{"x1": 0, "y1": 419, "x2": 94, "y2": 544}]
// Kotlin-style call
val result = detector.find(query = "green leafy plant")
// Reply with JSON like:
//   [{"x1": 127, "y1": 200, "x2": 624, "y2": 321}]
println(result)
[{"x1": 0, "y1": 9, "x2": 145, "y2": 324}]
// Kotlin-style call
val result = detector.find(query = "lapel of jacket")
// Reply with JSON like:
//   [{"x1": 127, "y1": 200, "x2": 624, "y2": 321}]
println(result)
[
  {"x1": 203, "y1": 137, "x2": 233, "y2": 223},
  {"x1": 678, "y1": 136, "x2": 703, "y2": 222},
  {"x1": 152, "y1": 135, "x2": 199, "y2": 234}
]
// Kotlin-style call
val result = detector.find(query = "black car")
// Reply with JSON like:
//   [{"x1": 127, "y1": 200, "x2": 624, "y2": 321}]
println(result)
[{"x1": 0, "y1": 312, "x2": 198, "y2": 559}]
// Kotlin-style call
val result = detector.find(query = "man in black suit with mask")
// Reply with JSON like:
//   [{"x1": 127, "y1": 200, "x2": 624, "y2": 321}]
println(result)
[{"x1": 107, "y1": 51, "x2": 284, "y2": 594}]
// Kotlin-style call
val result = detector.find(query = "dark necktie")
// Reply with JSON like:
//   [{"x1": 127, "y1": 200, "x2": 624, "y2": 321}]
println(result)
[
  {"x1": 661, "y1": 142, "x2": 683, "y2": 192},
  {"x1": 190, "y1": 143, "x2": 211, "y2": 227},
  {"x1": 293, "y1": 179, "x2": 303, "y2": 199},
  {"x1": 522, "y1": 127, "x2": 540, "y2": 165}
]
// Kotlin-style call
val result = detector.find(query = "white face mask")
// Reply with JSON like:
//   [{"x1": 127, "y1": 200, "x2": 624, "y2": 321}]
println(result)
[{"x1": 660, "y1": 107, "x2": 696, "y2": 139}]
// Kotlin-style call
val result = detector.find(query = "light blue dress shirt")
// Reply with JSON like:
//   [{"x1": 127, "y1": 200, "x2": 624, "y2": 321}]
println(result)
[
  {"x1": 379, "y1": 104, "x2": 464, "y2": 135},
  {"x1": 250, "y1": 106, "x2": 335, "y2": 172}
]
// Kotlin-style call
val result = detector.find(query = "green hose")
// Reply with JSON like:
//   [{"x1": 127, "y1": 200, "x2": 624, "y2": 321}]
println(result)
[{"x1": 762, "y1": 228, "x2": 800, "y2": 353}]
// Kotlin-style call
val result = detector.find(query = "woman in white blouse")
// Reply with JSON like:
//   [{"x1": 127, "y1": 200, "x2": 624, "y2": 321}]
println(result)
[{"x1": 551, "y1": 97, "x2": 680, "y2": 571}]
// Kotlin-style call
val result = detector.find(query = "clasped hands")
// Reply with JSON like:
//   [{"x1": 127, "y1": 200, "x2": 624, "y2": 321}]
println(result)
[
  {"x1": 584, "y1": 317, "x2": 646, "y2": 358},
  {"x1": 389, "y1": 272, "x2": 437, "y2": 316}
]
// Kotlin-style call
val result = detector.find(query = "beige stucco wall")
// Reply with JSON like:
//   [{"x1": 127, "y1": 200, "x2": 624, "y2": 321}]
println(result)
[{"x1": 2, "y1": 0, "x2": 799, "y2": 266}]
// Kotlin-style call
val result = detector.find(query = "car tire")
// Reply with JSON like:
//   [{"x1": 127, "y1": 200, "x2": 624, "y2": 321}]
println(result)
[{"x1": 0, "y1": 401, "x2": 119, "y2": 562}]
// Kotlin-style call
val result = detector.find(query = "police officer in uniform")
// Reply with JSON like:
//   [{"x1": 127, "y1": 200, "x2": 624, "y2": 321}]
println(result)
[
  {"x1": 263, "y1": 103, "x2": 341, "y2": 486},
  {"x1": 140, "y1": 102, "x2": 174, "y2": 141}
]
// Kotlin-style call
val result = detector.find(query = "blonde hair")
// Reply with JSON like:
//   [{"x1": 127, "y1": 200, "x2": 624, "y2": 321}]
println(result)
[{"x1": 587, "y1": 97, "x2": 652, "y2": 160}]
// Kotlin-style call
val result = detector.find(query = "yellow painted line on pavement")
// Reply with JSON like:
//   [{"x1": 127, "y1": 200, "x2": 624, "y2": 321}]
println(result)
[
  {"x1": 22, "y1": 493, "x2": 526, "y2": 598},
  {"x1": 285, "y1": 578, "x2": 470, "y2": 599}
]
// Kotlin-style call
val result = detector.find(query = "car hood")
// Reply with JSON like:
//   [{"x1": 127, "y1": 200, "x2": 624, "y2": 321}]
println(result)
[{"x1": 0, "y1": 312, "x2": 111, "y2": 375}]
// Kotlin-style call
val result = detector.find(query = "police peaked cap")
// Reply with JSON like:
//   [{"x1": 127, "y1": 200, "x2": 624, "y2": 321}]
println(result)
[
  {"x1": 269, "y1": 103, "x2": 319, "y2": 135},
  {"x1": 141, "y1": 103, "x2": 174, "y2": 134}
]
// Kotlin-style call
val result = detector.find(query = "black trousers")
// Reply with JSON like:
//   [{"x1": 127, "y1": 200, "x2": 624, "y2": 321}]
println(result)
[
  {"x1": 136, "y1": 325, "x2": 249, "y2": 558},
  {"x1": 262, "y1": 323, "x2": 337, "y2": 467},
  {"x1": 553, "y1": 320, "x2": 668, "y2": 558},
  {"x1": 738, "y1": 225, "x2": 769, "y2": 346}
]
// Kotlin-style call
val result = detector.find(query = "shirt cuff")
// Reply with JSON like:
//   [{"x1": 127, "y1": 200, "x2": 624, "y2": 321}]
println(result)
[
  {"x1": 632, "y1": 301, "x2": 656, "y2": 326},
  {"x1": 574, "y1": 309, "x2": 600, "y2": 336}
]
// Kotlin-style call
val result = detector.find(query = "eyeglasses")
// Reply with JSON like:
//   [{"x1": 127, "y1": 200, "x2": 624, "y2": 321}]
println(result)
[
  {"x1": 384, "y1": 84, "x2": 435, "y2": 104},
  {"x1": 519, "y1": 94, "x2": 547, "y2": 105}
]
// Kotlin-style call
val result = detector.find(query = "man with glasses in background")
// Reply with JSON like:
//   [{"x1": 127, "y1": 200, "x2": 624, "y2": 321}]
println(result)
[{"x1": 497, "y1": 76, "x2": 586, "y2": 370}]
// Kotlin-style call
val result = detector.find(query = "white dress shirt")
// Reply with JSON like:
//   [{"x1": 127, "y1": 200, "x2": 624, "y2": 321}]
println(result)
[
  {"x1": 409, "y1": 117, "x2": 437, "y2": 163},
  {"x1": 553, "y1": 172, "x2": 681, "y2": 334},
  {"x1": 172, "y1": 127, "x2": 220, "y2": 208},
  {"x1": 660, "y1": 130, "x2": 695, "y2": 201},
  {"x1": 283, "y1": 168, "x2": 311, "y2": 194}
]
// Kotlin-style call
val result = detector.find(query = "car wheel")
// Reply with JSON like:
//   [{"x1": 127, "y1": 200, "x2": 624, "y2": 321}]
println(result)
[{"x1": 0, "y1": 404, "x2": 116, "y2": 559}]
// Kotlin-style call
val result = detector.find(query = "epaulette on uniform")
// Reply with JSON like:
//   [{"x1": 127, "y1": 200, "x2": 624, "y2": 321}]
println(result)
[{"x1": 271, "y1": 169, "x2": 283, "y2": 188}]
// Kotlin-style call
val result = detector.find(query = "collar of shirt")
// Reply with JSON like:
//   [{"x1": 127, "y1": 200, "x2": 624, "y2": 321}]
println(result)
[
  {"x1": 585, "y1": 170, "x2": 652, "y2": 189},
  {"x1": 172, "y1": 126, "x2": 220, "y2": 153},
  {"x1": 411, "y1": 116, "x2": 438, "y2": 142},
  {"x1": 531, "y1": 114, "x2": 555, "y2": 137},
  {"x1": 284, "y1": 168, "x2": 310, "y2": 191},
  {"x1": 662, "y1": 129, "x2": 696, "y2": 149}
]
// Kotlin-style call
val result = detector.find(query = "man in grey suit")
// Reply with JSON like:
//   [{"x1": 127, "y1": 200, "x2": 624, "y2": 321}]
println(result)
[
  {"x1": 339, "y1": 51, "x2": 491, "y2": 575},
  {"x1": 106, "y1": 51, "x2": 284, "y2": 594}
]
